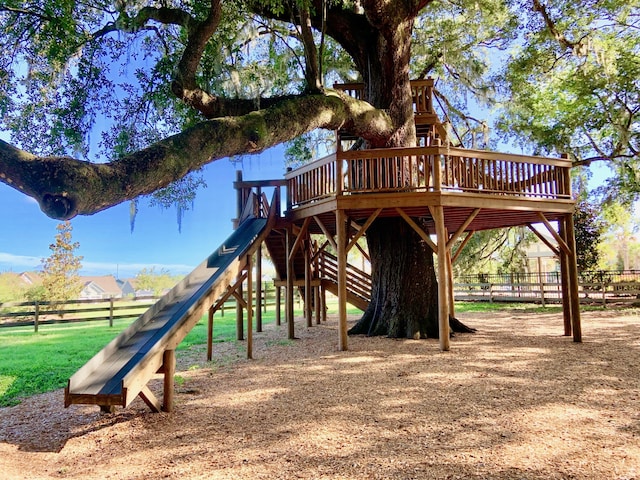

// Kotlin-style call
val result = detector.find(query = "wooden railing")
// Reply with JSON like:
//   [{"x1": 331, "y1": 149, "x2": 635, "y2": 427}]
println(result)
[
  {"x1": 319, "y1": 251, "x2": 372, "y2": 303},
  {"x1": 285, "y1": 146, "x2": 572, "y2": 209},
  {"x1": 334, "y1": 78, "x2": 435, "y2": 116},
  {"x1": 233, "y1": 173, "x2": 287, "y2": 226}
]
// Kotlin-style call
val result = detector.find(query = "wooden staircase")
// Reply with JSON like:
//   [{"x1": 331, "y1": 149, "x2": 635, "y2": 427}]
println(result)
[
  {"x1": 318, "y1": 251, "x2": 371, "y2": 311},
  {"x1": 264, "y1": 231, "x2": 372, "y2": 311}
]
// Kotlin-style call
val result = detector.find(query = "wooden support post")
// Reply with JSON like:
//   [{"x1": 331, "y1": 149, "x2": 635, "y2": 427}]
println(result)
[
  {"x1": 538, "y1": 257, "x2": 546, "y2": 307},
  {"x1": 564, "y1": 213, "x2": 582, "y2": 342},
  {"x1": 286, "y1": 227, "x2": 295, "y2": 339},
  {"x1": 162, "y1": 349, "x2": 175, "y2": 413},
  {"x1": 304, "y1": 241, "x2": 312, "y2": 327},
  {"x1": 433, "y1": 205, "x2": 450, "y2": 351},
  {"x1": 247, "y1": 254, "x2": 253, "y2": 359},
  {"x1": 234, "y1": 170, "x2": 243, "y2": 229},
  {"x1": 256, "y1": 244, "x2": 263, "y2": 332},
  {"x1": 315, "y1": 285, "x2": 321, "y2": 325},
  {"x1": 207, "y1": 306, "x2": 214, "y2": 361},
  {"x1": 109, "y1": 297, "x2": 114, "y2": 327},
  {"x1": 336, "y1": 208, "x2": 348, "y2": 351},
  {"x1": 559, "y1": 218, "x2": 572, "y2": 336},
  {"x1": 321, "y1": 283, "x2": 327, "y2": 323},
  {"x1": 446, "y1": 244, "x2": 455, "y2": 319},
  {"x1": 275, "y1": 285, "x2": 281, "y2": 326},
  {"x1": 236, "y1": 271, "x2": 244, "y2": 341},
  {"x1": 34, "y1": 301, "x2": 39, "y2": 333}
]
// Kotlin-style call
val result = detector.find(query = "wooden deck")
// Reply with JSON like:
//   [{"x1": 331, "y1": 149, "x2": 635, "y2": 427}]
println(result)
[
  {"x1": 285, "y1": 145, "x2": 573, "y2": 235},
  {"x1": 266, "y1": 79, "x2": 581, "y2": 352}
]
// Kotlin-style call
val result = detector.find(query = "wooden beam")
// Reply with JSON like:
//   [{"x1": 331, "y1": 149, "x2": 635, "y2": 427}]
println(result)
[
  {"x1": 536, "y1": 212, "x2": 570, "y2": 255},
  {"x1": 246, "y1": 254, "x2": 253, "y2": 359},
  {"x1": 396, "y1": 207, "x2": 437, "y2": 253},
  {"x1": 286, "y1": 227, "x2": 295, "y2": 339},
  {"x1": 564, "y1": 213, "x2": 582, "y2": 342},
  {"x1": 162, "y1": 349, "x2": 175, "y2": 412},
  {"x1": 305, "y1": 243, "x2": 312, "y2": 327},
  {"x1": 346, "y1": 208, "x2": 382, "y2": 253},
  {"x1": 336, "y1": 208, "x2": 348, "y2": 351},
  {"x1": 446, "y1": 208, "x2": 480, "y2": 249},
  {"x1": 256, "y1": 243, "x2": 263, "y2": 333},
  {"x1": 527, "y1": 223, "x2": 560, "y2": 256},
  {"x1": 138, "y1": 386, "x2": 161, "y2": 413},
  {"x1": 288, "y1": 217, "x2": 311, "y2": 262},
  {"x1": 558, "y1": 218, "x2": 572, "y2": 336},
  {"x1": 207, "y1": 306, "x2": 214, "y2": 361},
  {"x1": 231, "y1": 289, "x2": 247, "y2": 309},
  {"x1": 354, "y1": 241, "x2": 370, "y2": 262},
  {"x1": 451, "y1": 231, "x2": 475, "y2": 264},
  {"x1": 275, "y1": 285, "x2": 282, "y2": 326},
  {"x1": 432, "y1": 205, "x2": 450, "y2": 351},
  {"x1": 313, "y1": 215, "x2": 338, "y2": 250},
  {"x1": 235, "y1": 271, "x2": 244, "y2": 341},
  {"x1": 445, "y1": 229, "x2": 455, "y2": 319},
  {"x1": 310, "y1": 240, "x2": 330, "y2": 262}
]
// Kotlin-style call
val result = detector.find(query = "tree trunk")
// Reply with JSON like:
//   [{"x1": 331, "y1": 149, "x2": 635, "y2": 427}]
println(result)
[
  {"x1": 349, "y1": 217, "x2": 439, "y2": 338},
  {"x1": 346, "y1": 12, "x2": 474, "y2": 339}
]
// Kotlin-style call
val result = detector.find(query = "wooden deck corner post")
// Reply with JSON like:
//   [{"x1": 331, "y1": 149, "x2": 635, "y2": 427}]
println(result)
[
  {"x1": 564, "y1": 213, "x2": 582, "y2": 342},
  {"x1": 558, "y1": 216, "x2": 574, "y2": 336},
  {"x1": 336, "y1": 208, "x2": 348, "y2": 351},
  {"x1": 246, "y1": 254, "x2": 253, "y2": 359},
  {"x1": 162, "y1": 349, "x2": 176, "y2": 413},
  {"x1": 433, "y1": 205, "x2": 450, "y2": 351},
  {"x1": 286, "y1": 227, "x2": 295, "y2": 339},
  {"x1": 256, "y1": 243, "x2": 263, "y2": 332}
]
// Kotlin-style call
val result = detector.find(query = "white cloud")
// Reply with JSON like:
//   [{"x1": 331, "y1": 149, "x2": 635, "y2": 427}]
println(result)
[
  {"x1": 0, "y1": 252, "x2": 42, "y2": 269},
  {"x1": 0, "y1": 252, "x2": 194, "y2": 277},
  {"x1": 81, "y1": 260, "x2": 195, "y2": 278}
]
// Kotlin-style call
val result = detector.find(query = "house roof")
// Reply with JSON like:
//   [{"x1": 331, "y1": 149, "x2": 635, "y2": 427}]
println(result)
[
  {"x1": 81, "y1": 275, "x2": 122, "y2": 295},
  {"x1": 19, "y1": 271, "x2": 43, "y2": 285}
]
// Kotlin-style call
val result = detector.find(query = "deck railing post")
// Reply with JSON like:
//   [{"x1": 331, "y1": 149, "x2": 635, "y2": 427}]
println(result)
[
  {"x1": 336, "y1": 156, "x2": 343, "y2": 195},
  {"x1": 433, "y1": 144, "x2": 442, "y2": 192}
]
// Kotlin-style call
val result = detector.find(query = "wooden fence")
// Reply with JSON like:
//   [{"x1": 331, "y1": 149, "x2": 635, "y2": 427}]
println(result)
[
  {"x1": 454, "y1": 278, "x2": 640, "y2": 307},
  {"x1": 0, "y1": 281, "x2": 282, "y2": 331},
  {"x1": 0, "y1": 297, "x2": 159, "y2": 331}
]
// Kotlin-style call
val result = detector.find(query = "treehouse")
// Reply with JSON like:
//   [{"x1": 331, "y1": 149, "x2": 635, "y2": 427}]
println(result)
[{"x1": 234, "y1": 78, "x2": 580, "y2": 352}]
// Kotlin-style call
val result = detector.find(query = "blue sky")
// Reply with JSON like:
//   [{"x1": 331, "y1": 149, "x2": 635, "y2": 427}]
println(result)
[{"x1": 0, "y1": 144, "x2": 288, "y2": 279}]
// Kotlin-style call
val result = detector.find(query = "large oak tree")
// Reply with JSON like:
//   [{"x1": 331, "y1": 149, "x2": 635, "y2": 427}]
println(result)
[{"x1": 0, "y1": 0, "x2": 637, "y2": 338}]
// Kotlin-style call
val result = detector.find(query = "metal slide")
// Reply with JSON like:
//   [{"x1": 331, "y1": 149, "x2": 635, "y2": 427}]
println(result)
[{"x1": 65, "y1": 217, "x2": 268, "y2": 411}]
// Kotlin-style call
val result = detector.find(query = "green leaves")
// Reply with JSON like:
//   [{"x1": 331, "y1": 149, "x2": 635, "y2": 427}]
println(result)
[{"x1": 40, "y1": 221, "x2": 84, "y2": 302}]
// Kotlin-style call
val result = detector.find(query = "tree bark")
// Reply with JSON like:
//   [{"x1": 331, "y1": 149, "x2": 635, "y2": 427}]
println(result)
[
  {"x1": 349, "y1": 217, "x2": 439, "y2": 338},
  {"x1": 0, "y1": 92, "x2": 392, "y2": 219}
]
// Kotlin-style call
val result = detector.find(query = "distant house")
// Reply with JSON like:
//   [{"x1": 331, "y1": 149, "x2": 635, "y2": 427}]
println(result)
[
  {"x1": 117, "y1": 278, "x2": 154, "y2": 298},
  {"x1": 19, "y1": 271, "x2": 42, "y2": 287},
  {"x1": 79, "y1": 275, "x2": 123, "y2": 300}
]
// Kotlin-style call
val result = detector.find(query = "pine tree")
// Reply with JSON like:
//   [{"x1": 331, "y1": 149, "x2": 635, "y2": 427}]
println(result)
[{"x1": 41, "y1": 222, "x2": 84, "y2": 302}]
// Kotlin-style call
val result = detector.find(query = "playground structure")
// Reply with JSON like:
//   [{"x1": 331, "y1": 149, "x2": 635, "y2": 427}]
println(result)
[{"x1": 65, "y1": 79, "x2": 580, "y2": 413}]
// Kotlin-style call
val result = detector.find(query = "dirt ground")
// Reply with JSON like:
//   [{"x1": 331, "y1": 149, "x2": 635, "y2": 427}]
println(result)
[{"x1": 1, "y1": 308, "x2": 639, "y2": 480}]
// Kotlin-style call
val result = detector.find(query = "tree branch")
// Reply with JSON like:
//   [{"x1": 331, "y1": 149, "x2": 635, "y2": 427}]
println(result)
[{"x1": 0, "y1": 92, "x2": 392, "y2": 219}]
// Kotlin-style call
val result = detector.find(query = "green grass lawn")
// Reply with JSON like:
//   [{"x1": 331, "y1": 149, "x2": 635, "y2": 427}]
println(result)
[
  {"x1": 0, "y1": 300, "x2": 602, "y2": 407},
  {"x1": 0, "y1": 307, "x2": 288, "y2": 407}
]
